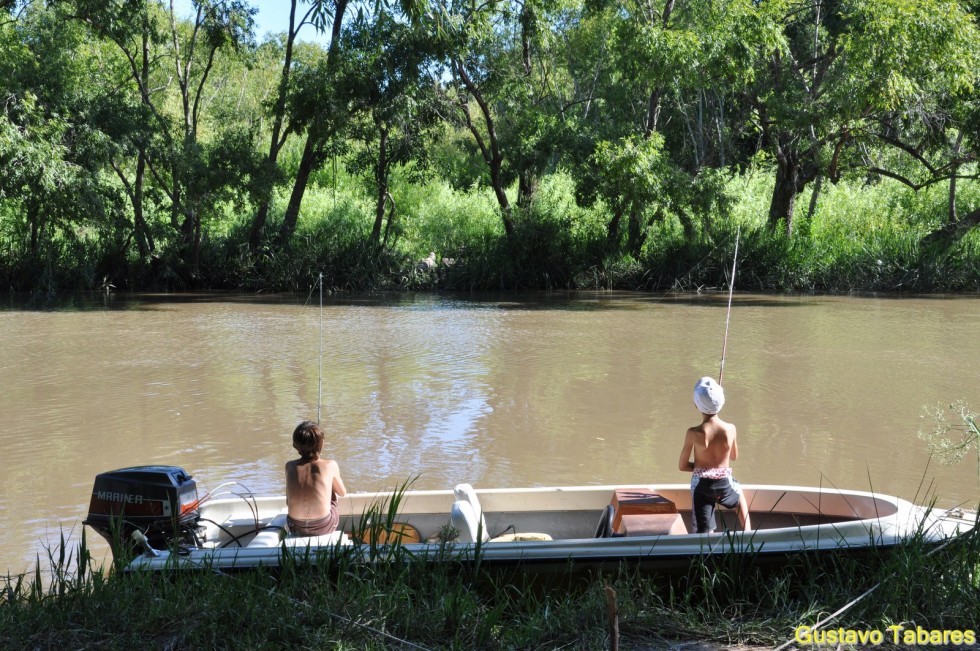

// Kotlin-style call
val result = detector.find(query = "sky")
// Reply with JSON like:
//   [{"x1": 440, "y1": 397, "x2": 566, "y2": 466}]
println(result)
[{"x1": 172, "y1": 0, "x2": 329, "y2": 44}]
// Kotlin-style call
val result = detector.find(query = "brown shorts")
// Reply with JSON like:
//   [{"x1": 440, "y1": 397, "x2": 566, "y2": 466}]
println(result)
[{"x1": 288, "y1": 499, "x2": 339, "y2": 537}]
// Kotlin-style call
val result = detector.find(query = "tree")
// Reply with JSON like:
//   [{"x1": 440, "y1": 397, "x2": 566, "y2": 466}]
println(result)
[
  {"x1": 275, "y1": 0, "x2": 429, "y2": 246},
  {"x1": 246, "y1": 0, "x2": 328, "y2": 250},
  {"x1": 336, "y1": 14, "x2": 445, "y2": 249},
  {"x1": 442, "y1": 0, "x2": 567, "y2": 240},
  {"x1": 68, "y1": 0, "x2": 257, "y2": 274},
  {"x1": 746, "y1": 0, "x2": 979, "y2": 238},
  {"x1": 852, "y1": 0, "x2": 980, "y2": 244},
  {"x1": 0, "y1": 5, "x2": 117, "y2": 286},
  {"x1": 567, "y1": 0, "x2": 772, "y2": 254}
]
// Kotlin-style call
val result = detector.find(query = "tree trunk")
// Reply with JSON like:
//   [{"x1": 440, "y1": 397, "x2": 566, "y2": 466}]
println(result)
[
  {"x1": 923, "y1": 207, "x2": 980, "y2": 245},
  {"x1": 642, "y1": 0, "x2": 674, "y2": 138},
  {"x1": 28, "y1": 204, "x2": 40, "y2": 257},
  {"x1": 249, "y1": 185, "x2": 274, "y2": 252},
  {"x1": 381, "y1": 193, "x2": 396, "y2": 249},
  {"x1": 768, "y1": 145, "x2": 800, "y2": 237},
  {"x1": 278, "y1": 136, "x2": 321, "y2": 244},
  {"x1": 948, "y1": 131, "x2": 964, "y2": 226},
  {"x1": 606, "y1": 205, "x2": 626, "y2": 248},
  {"x1": 626, "y1": 206, "x2": 648, "y2": 257},
  {"x1": 173, "y1": 144, "x2": 198, "y2": 267},
  {"x1": 178, "y1": 206, "x2": 197, "y2": 268},
  {"x1": 491, "y1": 168, "x2": 516, "y2": 238},
  {"x1": 454, "y1": 60, "x2": 515, "y2": 239},
  {"x1": 113, "y1": 153, "x2": 154, "y2": 259},
  {"x1": 517, "y1": 169, "x2": 537, "y2": 214},
  {"x1": 371, "y1": 126, "x2": 390, "y2": 244},
  {"x1": 371, "y1": 121, "x2": 388, "y2": 244},
  {"x1": 806, "y1": 173, "x2": 822, "y2": 222},
  {"x1": 132, "y1": 152, "x2": 153, "y2": 257},
  {"x1": 248, "y1": 0, "x2": 302, "y2": 251},
  {"x1": 676, "y1": 206, "x2": 696, "y2": 240},
  {"x1": 645, "y1": 88, "x2": 662, "y2": 137},
  {"x1": 949, "y1": 171, "x2": 958, "y2": 224}
]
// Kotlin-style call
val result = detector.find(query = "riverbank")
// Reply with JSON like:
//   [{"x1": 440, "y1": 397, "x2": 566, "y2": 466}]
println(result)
[
  {"x1": 4, "y1": 167, "x2": 979, "y2": 296},
  {"x1": 3, "y1": 522, "x2": 979, "y2": 650}
]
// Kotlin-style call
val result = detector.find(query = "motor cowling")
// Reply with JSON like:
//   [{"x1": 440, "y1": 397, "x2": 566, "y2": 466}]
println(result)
[{"x1": 84, "y1": 465, "x2": 200, "y2": 551}]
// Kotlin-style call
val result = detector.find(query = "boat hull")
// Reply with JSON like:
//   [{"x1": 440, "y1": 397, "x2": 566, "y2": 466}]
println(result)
[{"x1": 120, "y1": 484, "x2": 976, "y2": 574}]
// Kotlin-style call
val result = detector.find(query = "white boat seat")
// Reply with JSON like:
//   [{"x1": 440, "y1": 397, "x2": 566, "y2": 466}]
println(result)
[
  {"x1": 451, "y1": 484, "x2": 552, "y2": 543},
  {"x1": 453, "y1": 484, "x2": 489, "y2": 542},
  {"x1": 248, "y1": 512, "x2": 289, "y2": 548},
  {"x1": 282, "y1": 530, "x2": 350, "y2": 547},
  {"x1": 248, "y1": 512, "x2": 351, "y2": 548},
  {"x1": 451, "y1": 499, "x2": 489, "y2": 543}
]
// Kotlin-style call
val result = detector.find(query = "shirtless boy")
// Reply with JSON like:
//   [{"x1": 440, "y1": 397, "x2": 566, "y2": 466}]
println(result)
[
  {"x1": 677, "y1": 377, "x2": 751, "y2": 533},
  {"x1": 285, "y1": 420, "x2": 348, "y2": 536}
]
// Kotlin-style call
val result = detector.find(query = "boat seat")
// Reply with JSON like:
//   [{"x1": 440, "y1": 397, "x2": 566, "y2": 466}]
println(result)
[
  {"x1": 619, "y1": 513, "x2": 687, "y2": 536},
  {"x1": 451, "y1": 499, "x2": 489, "y2": 543},
  {"x1": 248, "y1": 512, "x2": 351, "y2": 549},
  {"x1": 608, "y1": 489, "x2": 687, "y2": 537},
  {"x1": 352, "y1": 522, "x2": 421, "y2": 546},
  {"x1": 451, "y1": 484, "x2": 552, "y2": 543},
  {"x1": 453, "y1": 484, "x2": 490, "y2": 541},
  {"x1": 283, "y1": 530, "x2": 350, "y2": 548},
  {"x1": 247, "y1": 512, "x2": 289, "y2": 548}
]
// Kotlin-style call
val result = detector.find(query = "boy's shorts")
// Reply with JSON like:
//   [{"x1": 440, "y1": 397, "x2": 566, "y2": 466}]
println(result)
[{"x1": 691, "y1": 475, "x2": 742, "y2": 533}]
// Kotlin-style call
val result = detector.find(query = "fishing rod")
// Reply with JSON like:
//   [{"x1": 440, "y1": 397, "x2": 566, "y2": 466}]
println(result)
[
  {"x1": 718, "y1": 226, "x2": 741, "y2": 385},
  {"x1": 317, "y1": 272, "x2": 323, "y2": 424}
]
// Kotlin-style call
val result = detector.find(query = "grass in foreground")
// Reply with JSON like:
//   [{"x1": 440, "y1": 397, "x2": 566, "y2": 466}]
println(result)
[{"x1": 2, "y1": 517, "x2": 979, "y2": 650}]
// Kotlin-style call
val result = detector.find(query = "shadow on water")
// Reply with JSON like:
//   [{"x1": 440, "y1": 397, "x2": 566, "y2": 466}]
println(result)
[{"x1": 0, "y1": 289, "x2": 842, "y2": 314}]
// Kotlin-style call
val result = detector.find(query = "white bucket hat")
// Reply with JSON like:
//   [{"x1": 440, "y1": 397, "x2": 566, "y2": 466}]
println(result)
[{"x1": 693, "y1": 376, "x2": 725, "y2": 415}]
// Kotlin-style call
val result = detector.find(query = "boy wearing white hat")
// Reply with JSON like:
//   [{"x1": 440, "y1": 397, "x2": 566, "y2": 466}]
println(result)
[{"x1": 678, "y1": 377, "x2": 752, "y2": 533}]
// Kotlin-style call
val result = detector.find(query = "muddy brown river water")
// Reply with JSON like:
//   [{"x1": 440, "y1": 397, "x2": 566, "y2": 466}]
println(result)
[{"x1": 1, "y1": 291, "x2": 978, "y2": 577}]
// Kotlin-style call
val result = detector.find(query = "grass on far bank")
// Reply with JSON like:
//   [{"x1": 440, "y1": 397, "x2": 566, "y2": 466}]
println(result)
[{"x1": 2, "y1": 164, "x2": 978, "y2": 295}]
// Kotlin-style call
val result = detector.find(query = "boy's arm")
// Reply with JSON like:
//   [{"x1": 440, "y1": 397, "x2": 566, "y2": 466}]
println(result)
[
  {"x1": 730, "y1": 429, "x2": 738, "y2": 461},
  {"x1": 678, "y1": 431, "x2": 695, "y2": 472},
  {"x1": 328, "y1": 459, "x2": 348, "y2": 497}
]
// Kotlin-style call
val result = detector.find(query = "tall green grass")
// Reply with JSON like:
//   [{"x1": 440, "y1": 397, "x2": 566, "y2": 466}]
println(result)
[
  {"x1": 4, "y1": 506, "x2": 978, "y2": 650},
  {"x1": 2, "y1": 163, "x2": 978, "y2": 293},
  {"x1": 716, "y1": 167, "x2": 980, "y2": 293}
]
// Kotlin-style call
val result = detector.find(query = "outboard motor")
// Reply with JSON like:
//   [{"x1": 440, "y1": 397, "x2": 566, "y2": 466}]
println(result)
[{"x1": 84, "y1": 466, "x2": 201, "y2": 552}]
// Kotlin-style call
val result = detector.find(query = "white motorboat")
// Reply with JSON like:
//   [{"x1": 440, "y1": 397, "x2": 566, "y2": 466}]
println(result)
[{"x1": 83, "y1": 466, "x2": 976, "y2": 573}]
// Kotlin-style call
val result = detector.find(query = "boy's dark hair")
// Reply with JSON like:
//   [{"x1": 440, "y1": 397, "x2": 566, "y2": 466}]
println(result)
[{"x1": 293, "y1": 421, "x2": 324, "y2": 459}]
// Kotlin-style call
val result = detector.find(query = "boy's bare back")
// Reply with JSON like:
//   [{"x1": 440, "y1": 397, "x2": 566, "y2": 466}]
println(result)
[
  {"x1": 679, "y1": 416, "x2": 738, "y2": 472},
  {"x1": 285, "y1": 457, "x2": 345, "y2": 520}
]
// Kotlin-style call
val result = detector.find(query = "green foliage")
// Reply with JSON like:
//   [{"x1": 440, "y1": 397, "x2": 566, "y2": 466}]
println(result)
[
  {"x1": 1, "y1": 0, "x2": 979, "y2": 294},
  {"x1": 591, "y1": 135, "x2": 668, "y2": 217},
  {"x1": 919, "y1": 401, "x2": 980, "y2": 475},
  {"x1": 839, "y1": 0, "x2": 980, "y2": 113}
]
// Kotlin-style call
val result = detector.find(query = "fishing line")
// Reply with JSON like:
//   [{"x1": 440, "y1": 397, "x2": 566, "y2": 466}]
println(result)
[
  {"x1": 718, "y1": 225, "x2": 740, "y2": 385},
  {"x1": 318, "y1": 272, "x2": 323, "y2": 424},
  {"x1": 301, "y1": 273, "x2": 326, "y2": 424}
]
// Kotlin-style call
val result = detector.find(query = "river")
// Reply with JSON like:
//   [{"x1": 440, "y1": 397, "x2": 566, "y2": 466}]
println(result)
[{"x1": 1, "y1": 291, "x2": 978, "y2": 577}]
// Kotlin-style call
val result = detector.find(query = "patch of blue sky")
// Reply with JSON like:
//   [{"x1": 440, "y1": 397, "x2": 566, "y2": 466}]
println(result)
[{"x1": 170, "y1": 0, "x2": 330, "y2": 45}]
